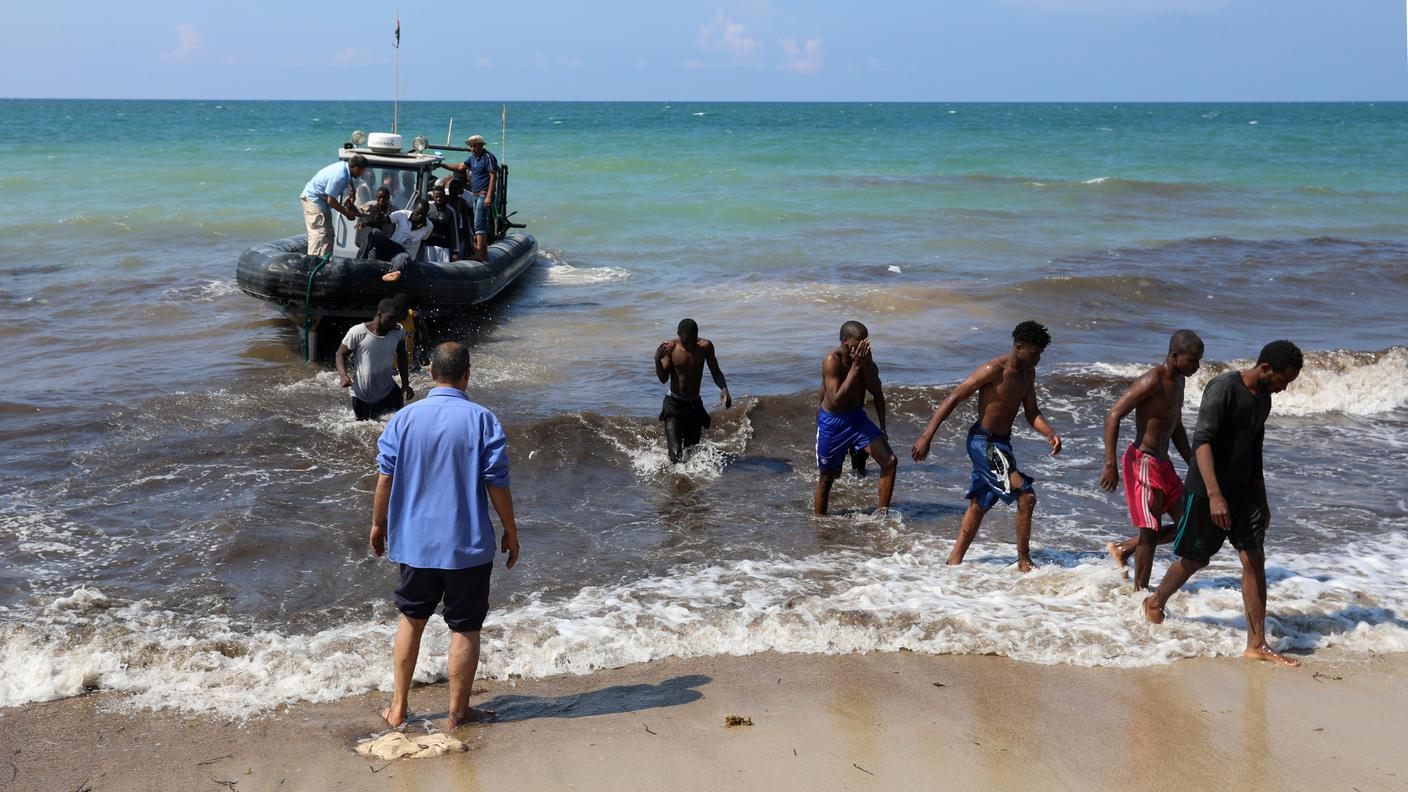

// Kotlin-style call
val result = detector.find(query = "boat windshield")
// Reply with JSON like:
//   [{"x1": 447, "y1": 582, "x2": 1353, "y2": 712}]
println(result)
[{"x1": 349, "y1": 166, "x2": 425, "y2": 212}]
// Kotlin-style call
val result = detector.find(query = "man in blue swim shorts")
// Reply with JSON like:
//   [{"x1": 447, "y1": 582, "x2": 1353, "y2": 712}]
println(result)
[
  {"x1": 911, "y1": 321, "x2": 1063, "y2": 572},
  {"x1": 814, "y1": 321, "x2": 898, "y2": 515}
]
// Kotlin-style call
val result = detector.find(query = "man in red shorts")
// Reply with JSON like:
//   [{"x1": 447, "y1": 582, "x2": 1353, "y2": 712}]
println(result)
[{"x1": 1100, "y1": 330, "x2": 1203, "y2": 589}]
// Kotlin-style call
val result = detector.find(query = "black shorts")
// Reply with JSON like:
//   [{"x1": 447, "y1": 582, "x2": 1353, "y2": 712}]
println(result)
[
  {"x1": 1171, "y1": 492, "x2": 1266, "y2": 564},
  {"x1": 352, "y1": 388, "x2": 404, "y2": 421},
  {"x1": 394, "y1": 562, "x2": 492, "y2": 633}
]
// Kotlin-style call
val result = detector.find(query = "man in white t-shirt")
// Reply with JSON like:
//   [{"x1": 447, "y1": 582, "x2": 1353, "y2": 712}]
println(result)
[
  {"x1": 356, "y1": 200, "x2": 433, "y2": 283},
  {"x1": 336, "y1": 296, "x2": 414, "y2": 420}
]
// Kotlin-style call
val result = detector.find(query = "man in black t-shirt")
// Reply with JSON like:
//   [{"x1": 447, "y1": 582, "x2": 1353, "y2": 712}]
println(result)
[{"x1": 1142, "y1": 340, "x2": 1304, "y2": 667}]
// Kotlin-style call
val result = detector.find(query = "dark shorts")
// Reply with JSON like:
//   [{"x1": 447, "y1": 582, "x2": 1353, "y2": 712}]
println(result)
[
  {"x1": 1171, "y1": 492, "x2": 1266, "y2": 564},
  {"x1": 352, "y1": 388, "x2": 404, "y2": 421},
  {"x1": 394, "y1": 562, "x2": 493, "y2": 633},
  {"x1": 964, "y1": 423, "x2": 1034, "y2": 509},
  {"x1": 816, "y1": 406, "x2": 884, "y2": 472}
]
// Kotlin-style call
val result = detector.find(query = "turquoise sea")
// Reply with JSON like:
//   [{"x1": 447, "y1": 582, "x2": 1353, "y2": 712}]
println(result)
[{"x1": 1, "y1": 100, "x2": 1405, "y2": 715}]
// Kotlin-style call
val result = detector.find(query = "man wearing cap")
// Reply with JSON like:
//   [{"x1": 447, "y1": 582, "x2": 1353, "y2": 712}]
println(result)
[
  {"x1": 337, "y1": 296, "x2": 414, "y2": 420},
  {"x1": 437, "y1": 135, "x2": 498, "y2": 261},
  {"x1": 301, "y1": 154, "x2": 368, "y2": 257}
]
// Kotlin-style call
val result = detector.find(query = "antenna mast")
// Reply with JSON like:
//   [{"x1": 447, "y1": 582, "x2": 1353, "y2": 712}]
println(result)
[{"x1": 393, "y1": 12, "x2": 401, "y2": 133}]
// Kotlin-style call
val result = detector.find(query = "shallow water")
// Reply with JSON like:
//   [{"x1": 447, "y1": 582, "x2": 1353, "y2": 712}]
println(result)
[{"x1": 1, "y1": 100, "x2": 1405, "y2": 715}]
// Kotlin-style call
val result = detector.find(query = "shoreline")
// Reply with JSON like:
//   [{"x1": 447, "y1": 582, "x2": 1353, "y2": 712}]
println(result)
[{"x1": 3, "y1": 649, "x2": 1404, "y2": 792}]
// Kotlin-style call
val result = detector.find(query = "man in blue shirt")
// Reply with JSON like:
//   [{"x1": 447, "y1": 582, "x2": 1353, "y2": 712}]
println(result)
[
  {"x1": 437, "y1": 135, "x2": 498, "y2": 261},
  {"x1": 301, "y1": 154, "x2": 369, "y2": 257},
  {"x1": 370, "y1": 341, "x2": 520, "y2": 729}
]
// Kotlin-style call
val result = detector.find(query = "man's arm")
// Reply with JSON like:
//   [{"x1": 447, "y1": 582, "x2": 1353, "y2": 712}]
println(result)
[
  {"x1": 866, "y1": 361, "x2": 886, "y2": 432},
  {"x1": 1172, "y1": 419, "x2": 1193, "y2": 464},
  {"x1": 910, "y1": 362, "x2": 996, "y2": 461},
  {"x1": 370, "y1": 472, "x2": 392, "y2": 556},
  {"x1": 654, "y1": 340, "x2": 674, "y2": 383},
  {"x1": 438, "y1": 161, "x2": 469, "y2": 173},
  {"x1": 1191, "y1": 380, "x2": 1231, "y2": 529},
  {"x1": 704, "y1": 341, "x2": 731, "y2": 409},
  {"x1": 336, "y1": 343, "x2": 353, "y2": 388},
  {"x1": 822, "y1": 339, "x2": 871, "y2": 406},
  {"x1": 1100, "y1": 375, "x2": 1155, "y2": 489},
  {"x1": 487, "y1": 484, "x2": 519, "y2": 569},
  {"x1": 327, "y1": 193, "x2": 359, "y2": 220},
  {"x1": 1024, "y1": 377, "x2": 1062, "y2": 456}
]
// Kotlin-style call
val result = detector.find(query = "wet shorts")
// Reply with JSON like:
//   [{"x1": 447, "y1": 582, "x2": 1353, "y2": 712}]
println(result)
[
  {"x1": 964, "y1": 423, "x2": 1034, "y2": 509},
  {"x1": 1121, "y1": 444, "x2": 1185, "y2": 531},
  {"x1": 394, "y1": 562, "x2": 493, "y2": 633},
  {"x1": 1171, "y1": 493, "x2": 1266, "y2": 564},
  {"x1": 816, "y1": 406, "x2": 884, "y2": 472}
]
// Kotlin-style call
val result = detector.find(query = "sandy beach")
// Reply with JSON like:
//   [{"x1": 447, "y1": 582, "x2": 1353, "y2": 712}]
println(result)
[{"x1": 3, "y1": 650, "x2": 1404, "y2": 792}]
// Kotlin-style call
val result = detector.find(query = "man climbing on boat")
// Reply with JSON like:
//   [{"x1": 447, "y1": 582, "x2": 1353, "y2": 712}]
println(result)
[
  {"x1": 301, "y1": 154, "x2": 367, "y2": 257},
  {"x1": 655, "y1": 319, "x2": 731, "y2": 464}
]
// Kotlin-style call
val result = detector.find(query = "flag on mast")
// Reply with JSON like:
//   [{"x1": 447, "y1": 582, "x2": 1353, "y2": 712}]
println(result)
[{"x1": 394, "y1": 17, "x2": 400, "y2": 48}]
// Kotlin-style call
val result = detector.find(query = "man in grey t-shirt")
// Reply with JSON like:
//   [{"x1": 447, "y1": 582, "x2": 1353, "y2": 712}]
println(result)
[{"x1": 336, "y1": 296, "x2": 414, "y2": 420}]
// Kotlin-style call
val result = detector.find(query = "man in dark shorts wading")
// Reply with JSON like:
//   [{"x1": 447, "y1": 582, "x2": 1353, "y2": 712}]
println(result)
[
  {"x1": 910, "y1": 321, "x2": 1062, "y2": 572},
  {"x1": 371, "y1": 342, "x2": 521, "y2": 728},
  {"x1": 814, "y1": 321, "x2": 897, "y2": 516},
  {"x1": 1142, "y1": 340, "x2": 1303, "y2": 667},
  {"x1": 337, "y1": 296, "x2": 414, "y2": 420},
  {"x1": 654, "y1": 318, "x2": 731, "y2": 464},
  {"x1": 1100, "y1": 330, "x2": 1204, "y2": 589}
]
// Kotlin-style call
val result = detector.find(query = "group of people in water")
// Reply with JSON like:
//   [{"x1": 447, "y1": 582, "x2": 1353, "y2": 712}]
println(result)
[
  {"x1": 299, "y1": 135, "x2": 502, "y2": 282},
  {"x1": 348, "y1": 302, "x2": 1307, "y2": 730},
  {"x1": 652, "y1": 316, "x2": 1306, "y2": 667}
]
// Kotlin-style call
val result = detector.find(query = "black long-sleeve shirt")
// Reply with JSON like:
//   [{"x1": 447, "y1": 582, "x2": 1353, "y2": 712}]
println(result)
[{"x1": 1184, "y1": 371, "x2": 1271, "y2": 499}]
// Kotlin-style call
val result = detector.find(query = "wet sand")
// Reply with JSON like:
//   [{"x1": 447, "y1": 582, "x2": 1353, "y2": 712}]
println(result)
[{"x1": 3, "y1": 651, "x2": 1404, "y2": 792}]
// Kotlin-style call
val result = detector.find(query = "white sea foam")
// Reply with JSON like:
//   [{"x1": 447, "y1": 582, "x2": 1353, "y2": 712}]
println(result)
[
  {"x1": 1082, "y1": 347, "x2": 1408, "y2": 417},
  {"x1": 3, "y1": 530, "x2": 1405, "y2": 716},
  {"x1": 581, "y1": 405, "x2": 752, "y2": 482},
  {"x1": 542, "y1": 262, "x2": 632, "y2": 286}
]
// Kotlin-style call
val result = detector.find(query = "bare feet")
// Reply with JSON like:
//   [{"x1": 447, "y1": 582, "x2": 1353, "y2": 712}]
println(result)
[
  {"x1": 380, "y1": 703, "x2": 409, "y2": 729},
  {"x1": 382, "y1": 271, "x2": 403, "y2": 282},
  {"x1": 1243, "y1": 644, "x2": 1301, "y2": 667},
  {"x1": 1107, "y1": 541, "x2": 1131, "y2": 579},
  {"x1": 1141, "y1": 597, "x2": 1165, "y2": 624},
  {"x1": 1017, "y1": 556, "x2": 1036, "y2": 573},
  {"x1": 446, "y1": 707, "x2": 497, "y2": 729}
]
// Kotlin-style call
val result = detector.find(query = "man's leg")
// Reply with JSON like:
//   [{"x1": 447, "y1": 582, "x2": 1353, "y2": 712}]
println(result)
[
  {"x1": 814, "y1": 469, "x2": 838, "y2": 515},
  {"x1": 1238, "y1": 548, "x2": 1300, "y2": 666},
  {"x1": 303, "y1": 200, "x2": 331, "y2": 257},
  {"x1": 1143, "y1": 557, "x2": 1206, "y2": 624},
  {"x1": 382, "y1": 615, "x2": 428, "y2": 728},
  {"x1": 948, "y1": 501, "x2": 989, "y2": 565},
  {"x1": 663, "y1": 416, "x2": 685, "y2": 464},
  {"x1": 1130, "y1": 488, "x2": 1163, "y2": 588},
  {"x1": 1013, "y1": 480, "x2": 1037, "y2": 572},
  {"x1": 681, "y1": 416, "x2": 703, "y2": 454},
  {"x1": 446, "y1": 630, "x2": 484, "y2": 728},
  {"x1": 863, "y1": 437, "x2": 898, "y2": 513}
]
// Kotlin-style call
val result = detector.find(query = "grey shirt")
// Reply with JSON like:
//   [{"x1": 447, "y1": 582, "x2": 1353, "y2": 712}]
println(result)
[
  {"x1": 1184, "y1": 371, "x2": 1271, "y2": 499},
  {"x1": 342, "y1": 322, "x2": 405, "y2": 403}
]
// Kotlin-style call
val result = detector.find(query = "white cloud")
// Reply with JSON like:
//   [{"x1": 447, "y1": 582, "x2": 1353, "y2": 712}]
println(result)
[
  {"x1": 162, "y1": 23, "x2": 204, "y2": 62},
  {"x1": 779, "y1": 37, "x2": 823, "y2": 74},
  {"x1": 695, "y1": 11, "x2": 761, "y2": 62}
]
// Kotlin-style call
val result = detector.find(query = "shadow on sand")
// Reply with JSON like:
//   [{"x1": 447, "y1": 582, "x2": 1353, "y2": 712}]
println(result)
[{"x1": 478, "y1": 674, "x2": 711, "y2": 722}]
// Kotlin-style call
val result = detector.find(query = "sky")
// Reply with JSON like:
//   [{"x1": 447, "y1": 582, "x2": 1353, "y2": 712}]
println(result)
[{"x1": 2, "y1": 0, "x2": 1405, "y2": 101}]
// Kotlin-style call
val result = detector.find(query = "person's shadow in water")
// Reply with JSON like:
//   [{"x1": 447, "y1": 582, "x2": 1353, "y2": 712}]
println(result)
[{"x1": 478, "y1": 674, "x2": 710, "y2": 722}]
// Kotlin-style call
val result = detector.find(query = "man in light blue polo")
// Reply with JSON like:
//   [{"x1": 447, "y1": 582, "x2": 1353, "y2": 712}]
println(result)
[
  {"x1": 301, "y1": 153, "x2": 369, "y2": 256},
  {"x1": 370, "y1": 341, "x2": 521, "y2": 730}
]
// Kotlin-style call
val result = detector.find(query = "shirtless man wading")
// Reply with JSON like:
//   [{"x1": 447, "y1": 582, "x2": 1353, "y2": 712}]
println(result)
[
  {"x1": 910, "y1": 320, "x2": 1062, "y2": 572},
  {"x1": 814, "y1": 321, "x2": 897, "y2": 516},
  {"x1": 1101, "y1": 330, "x2": 1204, "y2": 589},
  {"x1": 655, "y1": 319, "x2": 731, "y2": 463}
]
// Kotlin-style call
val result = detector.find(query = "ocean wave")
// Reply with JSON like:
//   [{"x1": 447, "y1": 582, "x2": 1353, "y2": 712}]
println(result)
[
  {"x1": 536, "y1": 249, "x2": 631, "y2": 286},
  {"x1": 4, "y1": 531, "x2": 1405, "y2": 716}
]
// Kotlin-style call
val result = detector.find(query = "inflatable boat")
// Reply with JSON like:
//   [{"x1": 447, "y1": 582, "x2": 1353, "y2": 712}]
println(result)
[{"x1": 236, "y1": 130, "x2": 537, "y2": 357}]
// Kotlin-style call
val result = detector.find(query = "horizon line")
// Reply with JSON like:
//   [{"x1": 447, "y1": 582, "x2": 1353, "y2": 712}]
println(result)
[{"x1": 3, "y1": 97, "x2": 1407, "y2": 104}]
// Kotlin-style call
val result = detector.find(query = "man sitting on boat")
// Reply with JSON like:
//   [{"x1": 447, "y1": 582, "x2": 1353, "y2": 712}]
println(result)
[
  {"x1": 355, "y1": 187, "x2": 397, "y2": 248},
  {"x1": 358, "y1": 200, "x2": 433, "y2": 283},
  {"x1": 436, "y1": 134, "x2": 498, "y2": 261},
  {"x1": 424, "y1": 186, "x2": 462, "y2": 262},
  {"x1": 444, "y1": 178, "x2": 476, "y2": 260}
]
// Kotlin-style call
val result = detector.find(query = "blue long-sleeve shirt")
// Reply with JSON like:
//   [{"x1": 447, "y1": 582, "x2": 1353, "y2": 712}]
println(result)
[{"x1": 376, "y1": 387, "x2": 511, "y2": 569}]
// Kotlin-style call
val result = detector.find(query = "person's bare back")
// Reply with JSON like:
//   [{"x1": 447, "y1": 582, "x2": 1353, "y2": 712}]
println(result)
[{"x1": 659, "y1": 338, "x2": 714, "y2": 399}]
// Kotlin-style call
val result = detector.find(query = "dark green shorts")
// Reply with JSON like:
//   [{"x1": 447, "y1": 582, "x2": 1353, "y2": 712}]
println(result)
[{"x1": 1171, "y1": 492, "x2": 1266, "y2": 564}]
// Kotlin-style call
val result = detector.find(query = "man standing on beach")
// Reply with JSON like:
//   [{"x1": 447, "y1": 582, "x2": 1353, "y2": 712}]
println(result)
[
  {"x1": 437, "y1": 134, "x2": 498, "y2": 261},
  {"x1": 1101, "y1": 330, "x2": 1204, "y2": 589},
  {"x1": 1142, "y1": 341, "x2": 1302, "y2": 667},
  {"x1": 814, "y1": 321, "x2": 897, "y2": 516},
  {"x1": 655, "y1": 319, "x2": 731, "y2": 464},
  {"x1": 910, "y1": 321, "x2": 1061, "y2": 572},
  {"x1": 337, "y1": 296, "x2": 414, "y2": 421},
  {"x1": 301, "y1": 154, "x2": 367, "y2": 257},
  {"x1": 371, "y1": 342, "x2": 521, "y2": 728}
]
